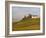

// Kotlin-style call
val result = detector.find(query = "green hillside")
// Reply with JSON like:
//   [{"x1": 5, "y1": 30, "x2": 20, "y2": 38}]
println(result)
[{"x1": 12, "y1": 18, "x2": 40, "y2": 31}]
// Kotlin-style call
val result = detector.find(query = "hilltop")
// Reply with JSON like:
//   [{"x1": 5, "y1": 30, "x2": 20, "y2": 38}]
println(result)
[{"x1": 12, "y1": 18, "x2": 40, "y2": 31}]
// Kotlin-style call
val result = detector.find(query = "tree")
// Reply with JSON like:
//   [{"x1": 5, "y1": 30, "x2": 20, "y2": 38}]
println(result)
[
  {"x1": 22, "y1": 14, "x2": 32, "y2": 20},
  {"x1": 27, "y1": 14, "x2": 32, "y2": 18}
]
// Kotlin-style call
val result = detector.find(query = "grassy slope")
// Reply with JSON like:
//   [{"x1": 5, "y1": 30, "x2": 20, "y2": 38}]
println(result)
[{"x1": 12, "y1": 18, "x2": 40, "y2": 31}]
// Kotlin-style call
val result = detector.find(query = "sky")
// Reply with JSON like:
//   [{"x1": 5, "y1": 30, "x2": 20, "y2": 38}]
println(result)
[{"x1": 12, "y1": 7, "x2": 40, "y2": 22}]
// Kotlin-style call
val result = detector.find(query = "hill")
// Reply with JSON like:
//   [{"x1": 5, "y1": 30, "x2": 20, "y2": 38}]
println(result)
[{"x1": 12, "y1": 18, "x2": 40, "y2": 31}]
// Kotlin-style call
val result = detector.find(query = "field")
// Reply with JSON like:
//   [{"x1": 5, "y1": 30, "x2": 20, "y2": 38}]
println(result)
[{"x1": 12, "y1": 18, "x2": 40, "y2": 31}]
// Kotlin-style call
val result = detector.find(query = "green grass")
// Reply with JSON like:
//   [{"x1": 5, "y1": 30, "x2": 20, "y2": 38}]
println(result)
[{"x1": 12, "y1": 18, "x2": 40, "y2": 31}]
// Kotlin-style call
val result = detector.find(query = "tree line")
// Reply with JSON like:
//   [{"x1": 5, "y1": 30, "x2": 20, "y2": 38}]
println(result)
[{"x1": 22, "y1": 14, "x2": 32, "y2": 20}]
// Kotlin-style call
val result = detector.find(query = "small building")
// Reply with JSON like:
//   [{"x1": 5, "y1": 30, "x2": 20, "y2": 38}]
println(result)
[
  {"x1": 25, "y1": 15, "x2": 39, "y2": 18},
  {"x1": 23, "y1": 14, "x2": 39, "y2": 20},
  {"x1": 32, "y1": 15, "x2": 40, "y2": 18}
]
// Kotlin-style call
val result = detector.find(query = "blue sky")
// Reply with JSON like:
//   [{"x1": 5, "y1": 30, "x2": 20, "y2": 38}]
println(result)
[{"x1": 12, "y1": 7, "x2": 40, "y2": 22}]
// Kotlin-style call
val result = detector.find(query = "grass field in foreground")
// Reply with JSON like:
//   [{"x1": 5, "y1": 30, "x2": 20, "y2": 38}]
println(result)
[{"x1": 12, "y1": 18, "x2": 40, "y2": 31}]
